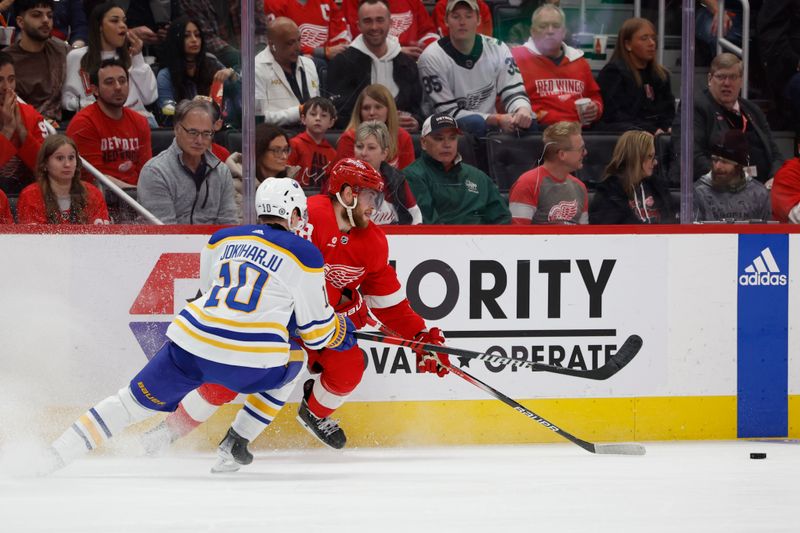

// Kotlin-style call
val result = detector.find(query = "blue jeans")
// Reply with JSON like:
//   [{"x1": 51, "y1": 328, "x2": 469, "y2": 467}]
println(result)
[
  {"x1": 456, "y1": 114, "x2": 537, "y2": 139},
  {"x1": 696, "y1": 7, "x2": 743, "y2": 48}
]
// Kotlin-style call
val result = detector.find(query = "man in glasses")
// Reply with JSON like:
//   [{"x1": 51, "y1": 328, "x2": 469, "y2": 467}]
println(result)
[
  {"x1": 66, "y1": 57, "x2": 152, "y2": 221},
  {"x1": 138, "y1": 98, "x2": 237, "y2": 224},
  {"x1": 671, "y1": 52, "x2": 783, "y2": 187}
]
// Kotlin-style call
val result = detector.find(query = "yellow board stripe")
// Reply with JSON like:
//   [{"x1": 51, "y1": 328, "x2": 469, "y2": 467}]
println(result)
[
  {"x1": 248, "y1": 395, "x2": 281, "y2": 418},
  {"x1": 79, "y1": 413, "x2": 103, "y2": 447},
  {"x1": 186, "y1": 302, "x2": 289, "y2": 334},
  {"x1": 183, "y1": 395, "x2": 748, "y2": 449},
  {"x1": 205, "y1": 235, "x2": 322, "y2": 273},
  {"x1": 173, "y1": 318, "x2": 289, "y2": 354}
]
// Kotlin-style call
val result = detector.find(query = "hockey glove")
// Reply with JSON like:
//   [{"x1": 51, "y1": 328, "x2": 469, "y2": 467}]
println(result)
[
  {"x1": 413, "y1": 327, "x2": 450, "y2": 377},
  {"x1": 337, "y1": 288, "x2": 369, "y2": 329},
  {"x1": 327, "y1": 313, "x2": 358, "y2": 352}
]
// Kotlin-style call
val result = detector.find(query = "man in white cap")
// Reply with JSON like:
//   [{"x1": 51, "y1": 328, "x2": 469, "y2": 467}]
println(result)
[
  {"x1": 404, "y1": 112, "x2": 511, "y2": 224},
  {"x1": 417, "y1": 0, "x2": 533, "y2": 138}
]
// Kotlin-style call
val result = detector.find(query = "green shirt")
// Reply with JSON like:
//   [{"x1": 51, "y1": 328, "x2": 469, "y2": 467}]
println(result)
[{"x1": 404, "y1": 152, "x2": 511, "y2": 225}]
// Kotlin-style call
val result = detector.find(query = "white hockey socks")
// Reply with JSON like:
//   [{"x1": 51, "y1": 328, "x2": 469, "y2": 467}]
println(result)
[
  {"x1": 231, "y1": 368, "x2": 307, "y2": 442},
  {"x1": 52, "y1": 386, "x2": 155, "y2": 466}
]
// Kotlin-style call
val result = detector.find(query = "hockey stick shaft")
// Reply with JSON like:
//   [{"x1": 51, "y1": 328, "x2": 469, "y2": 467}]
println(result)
[
  {"x1": 355, "y1": 331, "x2": 643, "y2": 380},
  {"x1": 363, "y1": 321, "x2": 645, "y2": 455}
]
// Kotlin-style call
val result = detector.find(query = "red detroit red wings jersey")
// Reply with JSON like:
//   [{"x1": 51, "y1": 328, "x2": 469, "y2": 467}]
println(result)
[
  {"x1": 342, "y1": 0, "x2": 438, "y2": 48},
  {"x1": 264, "y1": 0, "x2": 351, "y2": 55},
  {"x1": 302, "y1": 194, "x2": 425, "y2": 338}
]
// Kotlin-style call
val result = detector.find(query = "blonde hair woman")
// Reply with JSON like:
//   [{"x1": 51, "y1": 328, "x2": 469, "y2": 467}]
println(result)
[
  {"x1": 335, "y1": 84, "x2": 415, "y2": 169},
  {"x1": 16, "y1": 135, "x2": 110, "y2": 224},
  {"x1": 353, "y1": 121, "x2": 422, "y2": 225},
  {"x1": 589, "y1": 130, "x2": 674, "y2": 224}
]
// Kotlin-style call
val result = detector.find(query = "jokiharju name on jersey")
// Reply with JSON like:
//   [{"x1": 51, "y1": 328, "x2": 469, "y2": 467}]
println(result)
[
  {"x1": 168, "y1": 226, "x2": 336, "y2": 369},
  {"x1": 739, "y1": 247, "x2": 788, "y2": 286},
  {"x1": 220, "y1": 240, "x2": 284, "y2": 272}
]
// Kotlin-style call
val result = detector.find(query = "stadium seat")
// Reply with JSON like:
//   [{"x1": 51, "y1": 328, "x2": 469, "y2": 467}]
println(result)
[
  {"x1": 486, "y1": 132, "x2": 543, "y2": 192},
  {"x1": 654, "y1": 133, "x2": 675, "y2": 187},
  {"x1": 486, "y1": 132, "x2": 619, "y2": 192},
  {"x1": 151, "y1": 128, "x2": 176, "y2": 156}
]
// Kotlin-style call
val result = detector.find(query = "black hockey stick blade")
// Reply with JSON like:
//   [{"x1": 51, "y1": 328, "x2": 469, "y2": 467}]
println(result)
[
  {"x1": 355, "y1": 331, "x2": 643, "y2": 380},
  {"x1": 584, "y1": 334, "x2": 644, "y2": 380},
  {"x1": 442, "y1": 360, "x2": 646, "y2": 456}
]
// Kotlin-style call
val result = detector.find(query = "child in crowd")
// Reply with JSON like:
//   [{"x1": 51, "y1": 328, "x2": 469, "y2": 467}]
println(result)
[
  {"x1": 16, "y1": 134, "x2": 109, "y2": 224},
  {"x1": 288, "y1": 96, "x2": 337, "y2": 188}
]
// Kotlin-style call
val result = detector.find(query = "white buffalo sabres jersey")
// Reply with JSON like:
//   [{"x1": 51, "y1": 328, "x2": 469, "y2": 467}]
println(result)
[
  {"x1": 167, "y1": 225, "x2": 338, "y2": 369},
  {"x1": 418, "y1": 35, "x2": 531, "y2": 120}
]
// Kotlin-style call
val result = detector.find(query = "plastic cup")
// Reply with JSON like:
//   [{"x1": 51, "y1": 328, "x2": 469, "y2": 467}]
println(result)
[
  {"x1": 575, "y1": 97, "x2": 592, "y2": 125},
  {"x1": 0, "y1": 27, "x2": 15, "y2": 47}
]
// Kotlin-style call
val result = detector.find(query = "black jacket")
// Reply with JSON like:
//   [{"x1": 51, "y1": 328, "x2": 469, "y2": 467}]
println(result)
[
  {"x1": 670, "y1": 88, "x2": 783, "y2": 185},
  {"x1": 326, "y1": 47, "x2": 423, "y2": 129},
  {"x1": 596, "y1": 58, "x2": 675, "y2": 133},
  {"x1": 757, "y1": 0, "x2": 800, "y2": 99},
  {"x1": 379, "y1": 161, "x2": 417, "y2": 225},
  {"x1": 589, "y1": 174, "x2": 676, "y2": 224}
]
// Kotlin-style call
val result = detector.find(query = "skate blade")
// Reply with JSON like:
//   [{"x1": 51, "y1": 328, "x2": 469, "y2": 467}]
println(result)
[
  {"x1": 295, "y1": 414, "x2": 344, "y2": 450},
  {"x1": 210, "y1": 457, "x2": 241, "y2": 474}
]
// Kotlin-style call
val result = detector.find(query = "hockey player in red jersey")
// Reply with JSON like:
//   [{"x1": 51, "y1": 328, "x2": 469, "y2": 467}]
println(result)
[
  {"x1": 142, "y1": 158, "x2": 449, "y2": 465},
  {"x1": 264, "y1": 0, "x2": 351, "y2": 59}
]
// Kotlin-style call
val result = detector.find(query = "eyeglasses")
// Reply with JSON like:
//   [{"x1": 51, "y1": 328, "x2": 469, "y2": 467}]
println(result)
[
  {"x1": 562, "y1": 145, "x2": 586, "y2": 153},
  {"x1": 178, "y1": 123, "x2": 214, "y2": 139},
  {"x1": 534, "y1": 22, "x2": 563, "y2": 31},
  {"x1": 267, "y1": 147, "x2": 292, "y2": 156},
  {"x1": 711, "y1": 73, "x2": 742, "y2": 82}
]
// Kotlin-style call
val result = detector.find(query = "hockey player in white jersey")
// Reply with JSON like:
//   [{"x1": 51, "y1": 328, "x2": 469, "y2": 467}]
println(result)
[
  {"x1": 44, "y1": 178, "x2": 357, "y2": 473},
  {"x1": 418, "y1": 0, "x2": 534, "y2": 137}
]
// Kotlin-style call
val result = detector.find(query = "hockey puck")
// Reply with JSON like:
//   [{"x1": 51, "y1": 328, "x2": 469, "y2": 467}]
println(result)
[{"x1": 750, "y1": 452, "x2": 767, "y2": 459}]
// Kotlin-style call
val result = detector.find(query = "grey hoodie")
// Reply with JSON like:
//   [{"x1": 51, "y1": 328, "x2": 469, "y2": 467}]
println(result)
[
  {"x1": 138, "y1": 139, "x2": 238, "y2": 225},
  {"x1": 693, "y1": 172, "x2": 772, "y2": 222}
]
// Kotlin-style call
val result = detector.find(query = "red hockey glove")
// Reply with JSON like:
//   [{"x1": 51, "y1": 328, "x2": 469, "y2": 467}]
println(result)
[
  {"x1": 413, "y1": 327, "x2": 450, "y2": 377},
  {"x1": 337, "y1": 289, "x2": 369, "y2": 329}
]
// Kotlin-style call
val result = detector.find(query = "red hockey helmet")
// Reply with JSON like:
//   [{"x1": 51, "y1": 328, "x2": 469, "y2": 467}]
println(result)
[{"x1": 327, "y1": 158, "x2": 385, "y2": 195}]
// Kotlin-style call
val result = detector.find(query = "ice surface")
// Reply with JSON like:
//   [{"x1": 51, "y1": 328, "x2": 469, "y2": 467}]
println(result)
[{"x1": 0, "y1": 441, "x2": 796, "y2": 533}]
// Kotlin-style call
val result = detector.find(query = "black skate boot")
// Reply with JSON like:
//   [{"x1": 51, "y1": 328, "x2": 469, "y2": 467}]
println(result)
[
  {"x1": 296, "y1": 399, "x2": 347, "y2": 450},
  {"x1": 211, "y1": 428, "x2": 253, "y2": 473}
]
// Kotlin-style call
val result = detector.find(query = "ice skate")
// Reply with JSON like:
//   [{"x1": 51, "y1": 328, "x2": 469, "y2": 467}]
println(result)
[
  {"x1": 211, "y1": 428, "x2": 253, "y2": 474},
  {"x1": 139, "y1": 421, "x2": 176, "y2": 456},
  {"x1": 34, "y1": 446, "x2": 65, "y2": 476},
  {"x1": 296, "y1": 399, "x2": 346, "y2": 450}
]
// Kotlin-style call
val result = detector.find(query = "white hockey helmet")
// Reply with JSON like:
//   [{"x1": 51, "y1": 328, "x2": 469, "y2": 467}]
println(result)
[{"x1": 254, "y1": 177, "x2": 308, "y2": 231}]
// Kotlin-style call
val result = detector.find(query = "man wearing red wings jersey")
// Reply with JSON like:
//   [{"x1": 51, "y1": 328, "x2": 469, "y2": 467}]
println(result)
[
  {"x1": 141, "y1": 159, "x2": 449, "y2": 466},
  {"x1": 264, "y1": 0, "x2": 351, "y2": 59}
]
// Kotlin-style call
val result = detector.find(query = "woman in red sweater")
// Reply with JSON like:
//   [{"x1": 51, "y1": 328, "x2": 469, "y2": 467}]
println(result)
[
  {"x1": 336, "y1": 84, "x2": 415, "y2": 170},
  {"x1": 16, "y1": 135, "x2": 110, "y2": 225}
]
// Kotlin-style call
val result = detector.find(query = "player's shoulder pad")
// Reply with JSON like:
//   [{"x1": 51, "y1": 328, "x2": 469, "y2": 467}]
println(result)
[
  {"x1": 363, "y1": 222, "x2": 390, "y2": 255},
  {"x1": 267, "y1": 227, "x2": 325, "y2": 270},
  {"x1": 207, "y1": 225, "x2": 324, "y2": 270}
]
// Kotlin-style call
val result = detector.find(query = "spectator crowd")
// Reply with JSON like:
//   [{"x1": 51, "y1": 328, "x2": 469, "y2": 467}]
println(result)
[{"x1": 0, "y1": 0, "x2": 798, "y2": 226}]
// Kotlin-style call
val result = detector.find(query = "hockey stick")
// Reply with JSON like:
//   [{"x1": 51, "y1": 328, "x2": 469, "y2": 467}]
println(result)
[
  {"x1": 361, "y1": 321, "x2": 645, "y2": 456},
  {"x1": 355, "y1": 331, "x2": 643, "y2": 380},
  {"x1": 440, "y1": 358, "x2": 646, "y2": 455}
]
